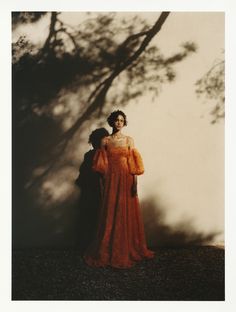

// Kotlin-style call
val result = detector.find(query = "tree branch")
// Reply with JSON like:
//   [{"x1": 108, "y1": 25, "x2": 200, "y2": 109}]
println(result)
[
  {"x1": 60, "y1": 12, "x2": 170, "y2": 141},
  {"x1": 41, "y1": 12, "x2": 59, "y2": 54},
  {"x1": 27, "y1": 12, "x2": 171, "y2": 189}
]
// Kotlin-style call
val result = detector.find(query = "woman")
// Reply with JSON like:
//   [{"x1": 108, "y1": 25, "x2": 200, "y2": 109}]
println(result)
[{"x1": 84, "y1": 110, "x2": 154, "y2": 268}]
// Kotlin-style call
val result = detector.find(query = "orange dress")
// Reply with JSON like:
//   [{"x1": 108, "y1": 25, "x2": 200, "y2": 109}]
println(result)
[{"x1": 84, "y1": 136, "x2": 154, "y2": 268}]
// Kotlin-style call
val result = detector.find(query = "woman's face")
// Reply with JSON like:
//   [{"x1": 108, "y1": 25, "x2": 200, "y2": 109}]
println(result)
[{"x1": 113, "y1": 114, "x2": 125, "y2": 131}]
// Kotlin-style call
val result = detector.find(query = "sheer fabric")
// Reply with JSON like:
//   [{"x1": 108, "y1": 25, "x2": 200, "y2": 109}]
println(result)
[{"x1": 84, "y1": 136, "x2": 154, "y2": 268}]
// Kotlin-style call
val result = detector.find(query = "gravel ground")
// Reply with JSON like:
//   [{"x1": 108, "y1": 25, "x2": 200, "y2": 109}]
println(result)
[{"x1": 12, "y1": 246, "x2": 224, "y2": 301}]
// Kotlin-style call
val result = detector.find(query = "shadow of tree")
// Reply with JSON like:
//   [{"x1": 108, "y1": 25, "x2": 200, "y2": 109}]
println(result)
[
  {"x1": 141, "y1": 197, "x2": 221, "y2": 248},
  {"x1": 195, "y1": 56, "x2": 225, "y2": 124},
  {"x1": 12, "y1": 12, "x2": 47, "y2": 29},
  {"x1": 12, "y1": 12, "x2": 198, "y2": 188},
  {"x1": 12, "y1": 12, "x2": 200, "y2": 248}
]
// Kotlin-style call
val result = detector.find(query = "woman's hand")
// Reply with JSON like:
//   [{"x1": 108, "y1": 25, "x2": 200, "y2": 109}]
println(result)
[{"x1": 131, "y1": 175, "x2": 137, "y2": 197}]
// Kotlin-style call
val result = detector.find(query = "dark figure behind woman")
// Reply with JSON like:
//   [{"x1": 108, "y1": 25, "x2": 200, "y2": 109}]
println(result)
[{"x1": 75, "y1": 128, "x2": 109, "y2": 253}]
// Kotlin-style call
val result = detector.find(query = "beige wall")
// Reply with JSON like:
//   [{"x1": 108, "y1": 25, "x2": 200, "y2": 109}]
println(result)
[{"x1": 13, "y1": 12, "x2": 224, "y2": 247}]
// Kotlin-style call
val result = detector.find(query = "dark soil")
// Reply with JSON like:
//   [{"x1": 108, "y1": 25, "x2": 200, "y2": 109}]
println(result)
[{"x1": 12, "y1": 246, "x2": 224, "y2": 301}]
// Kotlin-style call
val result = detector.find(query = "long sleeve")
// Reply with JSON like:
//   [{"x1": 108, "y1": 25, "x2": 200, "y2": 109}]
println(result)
[
  {"x1": 128, "y1": 148, "x2": 144, "y2": 175},
  {"x1": 92, "y1": 148, "x2": 108, "y2": 175}
]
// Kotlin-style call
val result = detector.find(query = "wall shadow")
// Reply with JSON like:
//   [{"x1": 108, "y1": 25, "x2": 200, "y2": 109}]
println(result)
[
  {"x1": 12, "y1": 12, "x2": 199, "y2": 249},
  {"x1": 74, "y1": 128, "x2": 109, "y2": 253},
  {"x1": 141, "y1": 197, "x2": 222, "y2": 248},
  {"x1": 13, "y1": 128, "x2": 110, "y2": 250}
]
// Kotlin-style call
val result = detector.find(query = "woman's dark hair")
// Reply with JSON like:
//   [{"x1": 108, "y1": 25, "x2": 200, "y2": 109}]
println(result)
[
  {"x1": 107, "y1": 110, "x2": 127, "y2": 127},
  {"x1": 88, "y1": 127, "x2": 109, "y2": 149}
]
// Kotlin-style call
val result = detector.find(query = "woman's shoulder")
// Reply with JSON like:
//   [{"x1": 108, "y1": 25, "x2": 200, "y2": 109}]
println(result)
[
  {"x1": 125, "y1": 135, "x2": 134, "y2": 147},
  {"x1": 125, "y1": 135, "x2": 134, "y2": 140}
]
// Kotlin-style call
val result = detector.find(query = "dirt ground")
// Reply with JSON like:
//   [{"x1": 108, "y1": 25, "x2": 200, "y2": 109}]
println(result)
[{"x1": 12, "y1": 246, "x2": 224, "y2": 300}]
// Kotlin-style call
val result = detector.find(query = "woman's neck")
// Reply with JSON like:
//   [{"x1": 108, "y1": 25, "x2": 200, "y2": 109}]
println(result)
[{"x1": 111, "y1": 130, "x2": 123, "y2": 138}]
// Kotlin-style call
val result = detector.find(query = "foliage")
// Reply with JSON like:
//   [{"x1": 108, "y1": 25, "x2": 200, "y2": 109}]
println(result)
[
  {"x1": 12, "y1": 12, "x2": 47, "y2": 30},
  {"x1": 13, "y1": 12, "x2": 197, "y2": 129},
  {"x1": 12, "y1": 12, "x2": 197, "y2": 188},
  {"x1": 195, "y1": 58, "x2": 225, "y2": 124}
]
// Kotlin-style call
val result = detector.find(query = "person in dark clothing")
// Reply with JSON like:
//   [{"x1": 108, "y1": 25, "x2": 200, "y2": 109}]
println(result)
[{"x1": 75, "y1": 128, "x2": 109, "y2": 253}]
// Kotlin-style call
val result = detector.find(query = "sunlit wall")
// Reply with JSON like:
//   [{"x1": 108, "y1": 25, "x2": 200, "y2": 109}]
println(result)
[{"x1": 12, "y1": 12, "x2": 224, "y2": 248}]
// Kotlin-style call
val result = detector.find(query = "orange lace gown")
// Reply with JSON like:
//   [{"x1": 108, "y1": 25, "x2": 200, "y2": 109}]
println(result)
[{"x1": 84, "y1": 136, "x2": 154, "y2": 268}]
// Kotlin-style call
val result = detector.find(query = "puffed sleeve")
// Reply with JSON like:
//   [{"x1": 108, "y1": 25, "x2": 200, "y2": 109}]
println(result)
[
  {"x1": 127, "y1": 137, "x2": 144, "y2": 175},
  {"x1": 92, "y1": 137, "x2": 108, "y2": 175},
  {"x1": 92, "y1": 148, "x2": 108, "y2": 175}
]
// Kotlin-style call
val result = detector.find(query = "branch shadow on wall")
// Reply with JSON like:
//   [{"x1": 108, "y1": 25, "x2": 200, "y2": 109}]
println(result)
[{"x1": 12, "y1": 12, "x2": 199, "y2": 249}]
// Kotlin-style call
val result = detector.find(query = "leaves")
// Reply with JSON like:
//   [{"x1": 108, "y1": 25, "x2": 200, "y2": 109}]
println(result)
[
  {"x1": 195, "y1": 58, "x2": 225, "y2": 123},
  {"x1": 12, "y1": 12, "x2": 198, "y2": 188}
]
